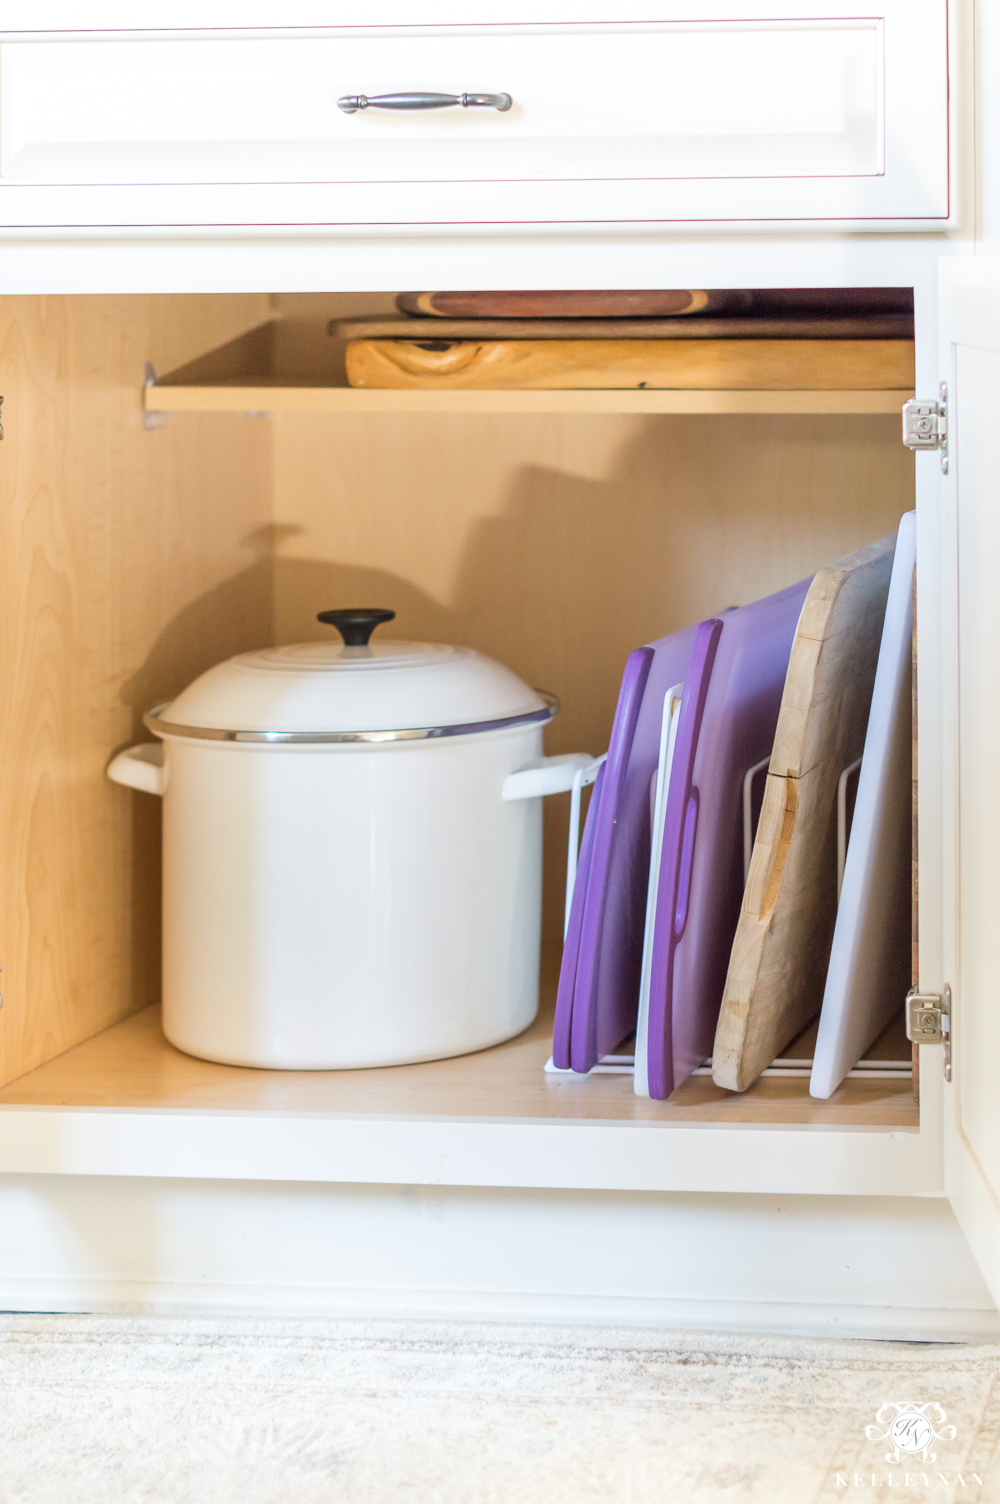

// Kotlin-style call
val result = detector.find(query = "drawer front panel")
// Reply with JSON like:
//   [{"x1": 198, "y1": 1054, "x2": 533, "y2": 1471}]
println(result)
[{"x1": 0, "y1": 8, "x2": 948, "y2": 229}]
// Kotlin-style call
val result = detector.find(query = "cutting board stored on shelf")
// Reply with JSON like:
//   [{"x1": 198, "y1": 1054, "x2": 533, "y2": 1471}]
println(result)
[
  {"x1": 395, "y1": 289, "x2": 914, "y2": 320},
  {"x1": 330, "y1": 315, "x2": 915, "y2": 342},
  {"x1": 712, "y1": 535, "x2": 896, "y2": 1093},
  {"x1": 554, "y1": 629, "x2": 697, "y2": 1074},
  {"x1": 809, "y1": 513, "x2": 915, "y2": 1099},
  {"x1": 396, "y1": 289, "x2": 750, "y2": 318},
  {"x1": 640, "y1": 578, "x2": 812, "y2": 1101},
  {"x1": 345, "y1": 339, "x2": 915, "y2": 391}
]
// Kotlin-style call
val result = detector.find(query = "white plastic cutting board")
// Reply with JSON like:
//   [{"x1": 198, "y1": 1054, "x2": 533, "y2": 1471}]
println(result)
[
  {"x1": 810, "y1": 510, "x2": 914, "y2": 1098},
  {"x1": 634, "y1": 685, "x2": 683, "y2": 1098}
]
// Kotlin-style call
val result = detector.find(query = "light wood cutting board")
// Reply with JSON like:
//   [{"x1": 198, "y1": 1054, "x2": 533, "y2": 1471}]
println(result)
[
  {"x1": 344, "y1": 339, "x2": 915, "y2": 391},
  {"x1": 330, "y1": 314, "x2": 915, "y2": 342},
  {"x1": 711, "y1": 535, "x2": 896, "y2": 1092}
]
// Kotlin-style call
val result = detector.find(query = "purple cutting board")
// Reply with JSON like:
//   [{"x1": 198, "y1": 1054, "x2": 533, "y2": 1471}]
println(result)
[
  {"x1": 551, "y1": 762, "x2": 604, "y2": 1069},
  {"x1": 645, "y1": 576, "x2": 812, "y2": 1100},
  {"x1": 565, "y1": 628, "x2": 699, "y2": 1073}
]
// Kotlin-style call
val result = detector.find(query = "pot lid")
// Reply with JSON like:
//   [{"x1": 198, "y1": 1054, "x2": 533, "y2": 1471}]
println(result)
[{"x1": 151, "y1": 608, "x2": 555, "y2": 740}]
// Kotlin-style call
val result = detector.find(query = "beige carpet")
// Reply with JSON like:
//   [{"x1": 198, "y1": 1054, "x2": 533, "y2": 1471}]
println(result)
[{"x1": 1, "y1": 1316, "x2": 999, "y2": 1502}]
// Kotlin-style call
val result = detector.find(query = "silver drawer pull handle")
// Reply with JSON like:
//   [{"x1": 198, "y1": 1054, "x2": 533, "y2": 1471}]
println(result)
[{"x1": 338, "y1": 91, "x2": 512, "y2": 114}]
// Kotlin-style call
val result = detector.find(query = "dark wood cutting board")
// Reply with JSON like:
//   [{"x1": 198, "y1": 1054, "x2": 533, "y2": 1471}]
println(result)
[
  {"x1": 395, "y1": 287, "x2": 914, "y2": 320},
  {"x1": 396, "y1": 289, "x2": 752, "y2": 318}
]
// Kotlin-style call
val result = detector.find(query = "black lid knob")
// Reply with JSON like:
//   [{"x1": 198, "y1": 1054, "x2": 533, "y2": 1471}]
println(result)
[{"x1": 317, "y1": 608, "x2": 396, "y2": 647}]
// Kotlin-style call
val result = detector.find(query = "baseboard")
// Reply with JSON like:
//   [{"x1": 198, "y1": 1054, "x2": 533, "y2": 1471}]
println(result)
[{"x1": 0, "y1": 1279, "x2": 996, "y2": 1344}]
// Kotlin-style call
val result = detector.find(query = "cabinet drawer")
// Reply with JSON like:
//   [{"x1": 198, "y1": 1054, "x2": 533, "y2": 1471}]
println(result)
[{"x1": 0, "y1": 6, "x2": 949, "y2": 230}]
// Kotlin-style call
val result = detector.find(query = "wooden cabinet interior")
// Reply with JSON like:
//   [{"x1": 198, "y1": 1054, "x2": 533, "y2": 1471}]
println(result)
[
  {"x1": 0, "y1": 979, "x2": 917, "y2": 1127},
  {"x1": 0, "y1": 292, "x2": 916, "y2": 1118},
  {"x1": 0, "y1": 293, "x2": 270, "y2": 1091},
  {"x1": 145, "y1": 294, "x2": 914, "y2": 416}
]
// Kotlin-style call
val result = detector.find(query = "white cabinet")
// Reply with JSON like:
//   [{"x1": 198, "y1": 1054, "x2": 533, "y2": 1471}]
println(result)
[
  {"x1": 0, "y1": 0, "x2": 993, "y2": 1338},
  {"x1": 939, "y1": 257, "x2": 1000, "y2": 1309},
  {"x1": 0, "y1": 0, "x2": 950, "y2": 231}
]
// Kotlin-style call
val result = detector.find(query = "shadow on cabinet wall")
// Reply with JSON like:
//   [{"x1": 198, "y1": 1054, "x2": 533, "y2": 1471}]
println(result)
[
  {"x1": 116, "y1": 549, "x2": 276, "y2": 1031},
  {"x1": 270, "y1": 411, "x2": 915, "y2": 945}
]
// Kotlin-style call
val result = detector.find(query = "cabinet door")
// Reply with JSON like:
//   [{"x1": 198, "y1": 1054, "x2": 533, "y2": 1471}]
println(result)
[
  {"x1": 0, "y1": 2, "x2": 948, "y2": 231},
  {"x1": 942, "y1": 258, "x2": 1000, "y2": 1307}
]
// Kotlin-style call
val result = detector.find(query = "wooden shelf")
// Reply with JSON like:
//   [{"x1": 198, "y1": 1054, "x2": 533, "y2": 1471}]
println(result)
[
  {"x1": 0, "y1": 955, "x2": 925, "y2": 1194},
  {"x1": 144, "y1": 384, "x2": 914, "y2": 417},
  {"x1": 0, "y1": 993, "x2": 917, "y2": 1129},
  {"x1": 143, "y1": 315, "x2": 914, "y2": 415}
]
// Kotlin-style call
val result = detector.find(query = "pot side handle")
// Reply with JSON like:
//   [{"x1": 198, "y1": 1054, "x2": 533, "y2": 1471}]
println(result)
[
  {"x1": 502, "y1": 752, "x2": 594, "y2": 802},
  {"x1": 107, "y1": 743, "x2": 167, "y2": 797}
]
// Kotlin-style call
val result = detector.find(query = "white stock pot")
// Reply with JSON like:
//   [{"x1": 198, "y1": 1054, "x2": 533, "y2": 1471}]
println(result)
[{"x1": 108, "y1": 608, "x2": 589, "y2": 1069}]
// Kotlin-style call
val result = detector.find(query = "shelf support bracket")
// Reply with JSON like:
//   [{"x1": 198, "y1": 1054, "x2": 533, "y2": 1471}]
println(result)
[{"x1": 143, "y1": 362, "x2": 167, "y2": 430}]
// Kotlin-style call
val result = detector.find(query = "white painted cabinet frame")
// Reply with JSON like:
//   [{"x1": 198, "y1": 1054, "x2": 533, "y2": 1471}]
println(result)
[
  {"x1": 938, "y1": 255, "x2": 1000, "y2": 1313},
  {"x1": 0, "y1": 0, "x2": 951, "y2": 232}
]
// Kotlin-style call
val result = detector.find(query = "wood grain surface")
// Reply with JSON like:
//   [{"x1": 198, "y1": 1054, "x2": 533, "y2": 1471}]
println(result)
[
  {"x1": 395, "y1": 289, "x2": 746, "y2": 319},
  {"x1": 330, "y1": 315, "x2": 915, "y2": 342},
  {"x1": 0, "y1": 294, "x2": 272, "y2": 1089},
  {"x1": 394, "y1": 289, "x2": 914, "y2": 321},
  {"x1": 345, "y1": 339, "x2": 916, "y2": 391},
  {"x1": 712, "y1": 535, "x2": 897, "y2": 1092},
  {"x1": 0, "y1": 983, "x2": 917, "y2": 1128}
]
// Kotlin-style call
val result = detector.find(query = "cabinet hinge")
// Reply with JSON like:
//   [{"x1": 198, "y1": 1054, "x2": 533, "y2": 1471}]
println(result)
[
  {"x1": 906, "y1": 984, "x2": 952, "y2": 1081},
  {"x1": 902, "y1": 384, "x2": 948, "y2": 473}
]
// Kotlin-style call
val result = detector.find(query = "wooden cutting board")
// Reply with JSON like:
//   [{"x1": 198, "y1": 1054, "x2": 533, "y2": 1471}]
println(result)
[
  {"x1": 711, "y1": 535, "x2": 896, "y2": 1093},
  {"x1": 396, "y1": 288, "x2": 914, "y2": 319},
  {"x1": 395, "y1": 289, "x2": 750, "y2": 318},
  {"x1": 330, "y1": 315, "x2": 915, "y2": 342},
  {"x1": 344, "y1": 339, "x2": 915, "y2": 391}
]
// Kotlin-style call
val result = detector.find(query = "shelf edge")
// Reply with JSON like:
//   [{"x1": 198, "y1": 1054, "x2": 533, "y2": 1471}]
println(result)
[
  {"x1": 0, "y1": 1105, "x2": 935, "y2": 1196},
  {"x1": 143, "y1": 386, "x2": 915, "y2": 416}
]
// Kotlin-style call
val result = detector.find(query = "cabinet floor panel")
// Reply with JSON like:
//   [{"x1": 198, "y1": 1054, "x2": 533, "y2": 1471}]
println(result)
[{"x1": 0, "y1": 993, "x2": 918, "y2": 1129}]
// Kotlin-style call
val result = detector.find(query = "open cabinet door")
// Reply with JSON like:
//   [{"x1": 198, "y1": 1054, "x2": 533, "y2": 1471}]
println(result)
[{"x1": 941, "y1": 257, "x2": 1000, "y2": 1304}]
